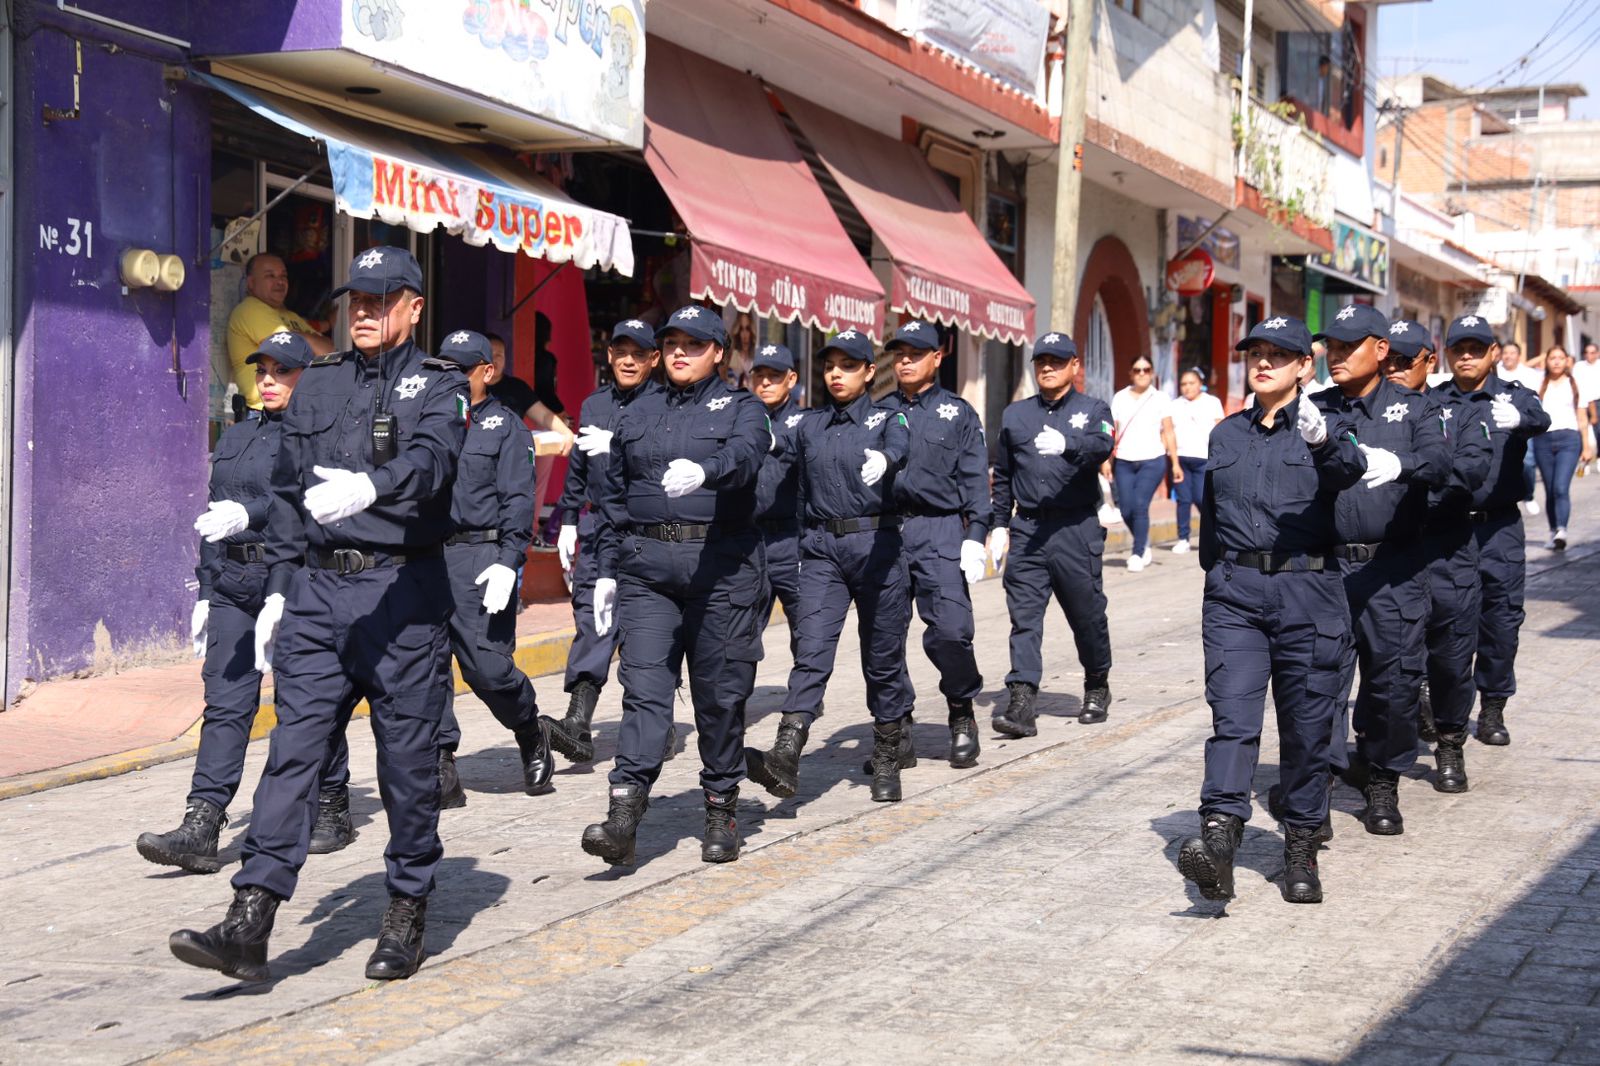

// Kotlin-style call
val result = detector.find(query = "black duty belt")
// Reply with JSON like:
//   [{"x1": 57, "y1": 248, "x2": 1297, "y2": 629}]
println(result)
[
  {"x1": 1015, "y1": 506, "x2": 1093, "y2": 523},
  {"x1": 225, "y1": 543, "x2": 266, "y2": 564},
  {"x1": 1468, "y1": 505, "x2": 1519, "y2": 524},
  {"x1": 816, "y1": 515, "x2": 901, "y2": 536},
  {"x1": 634, "y1": 522, "x2": 750, "y2": 543},
  {"x1": 758, "y1": 518, "x2": 800, "y2": 535},
  {"x1": 1230, "y1": 550, "x2": 1327, "y2": 574},
  {"x1": 306, "y1": 543, "x2": 443, "y2": 575},
  {"x1": 1332, "y1": 542, "x2": 1384, "y2": 563},
  {"x1": 902, "y1": 507, "x2": 958, "y2": 519},
  {"x1": 446, "y1": 529, "x2": 500, "y2": 545}
]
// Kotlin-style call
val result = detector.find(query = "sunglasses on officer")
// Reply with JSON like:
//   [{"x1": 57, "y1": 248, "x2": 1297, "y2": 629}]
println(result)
[{"x1": 1380, "y1": 351, "x2": 1421, "y2": 370}]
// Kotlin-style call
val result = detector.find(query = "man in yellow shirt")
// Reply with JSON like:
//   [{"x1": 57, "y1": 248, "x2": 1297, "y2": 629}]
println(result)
[{"x1": 225, "y1": 254, "x2": 334, "y2": 410}]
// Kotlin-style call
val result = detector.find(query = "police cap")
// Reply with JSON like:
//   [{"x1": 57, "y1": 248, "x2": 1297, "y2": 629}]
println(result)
[
  {"x1": 1444, "y1": 314, "x2": 1497, "y2": 348},
  {"x1": 610, "y1": 318, "x2": 657, "y2": 350},
  {"x1": 1385, "y1": 320, "x2": 1433, "y2": 361},
  {"x1": 751, "y1": 343, "x2": 795, "y2": 373},
  {"x1": 1235, "y1": 315, "x2": 1313, "y2": 357},
  {"x1": 330, "y1": 245, "x2": 424, "y2": 298},
  {"x1": 245, "y1": 330, "x2": 317, "y2": 370},
  {"x1": 817, "y1": 328, "x2": 875, "y2": 365},
  {"x1": 437, "y1": 329, "x2": 493, "y2": 367},
  {"x1": 1032, "y1": 331, "x2": 1079, "y2": 360},
  {"x1": 659, "y1": 305, "x2": 728, "y2": 346},
  {"x1": 1314, "y1": 303, "x2": 1390, "y2": 344},
  {"x1": 884, "y1": 320, "x2": 940, "y2": 351}
]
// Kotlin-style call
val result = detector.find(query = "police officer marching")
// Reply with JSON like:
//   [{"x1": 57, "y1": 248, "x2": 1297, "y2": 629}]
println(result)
[
  {"x1": 549, "y1": 319, "x2": 662, "y2": 764},
  {"x1": 749, "y1": 342, "x2": 806, "y2": 666},
  {"x1": 988, "y1": 331, "x2": 1116, "y2": 737},
  {"x1": 744, "y1": 328, "x2": 914, "y2": 802},
  {"x1": 429, "y1": 329, "x2": 555, "y2": 805},
  {"x1": 169, "y1": 247, "x2": 466, "y2": 983},
  {"x1": 581, "y1": 306, "x2": 770, "y2": 866},
  {"x1": 1178, "y1": 316, "x2": 1366, "y2": 906},
  {"x1": 881, "y1": 321, "x2": 992, "y2": 771}
]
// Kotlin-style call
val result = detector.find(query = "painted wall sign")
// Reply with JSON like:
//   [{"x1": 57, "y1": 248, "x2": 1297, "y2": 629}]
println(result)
[{"x1": 1311, "y1": 219, "x2": 1390, "y2": 294}]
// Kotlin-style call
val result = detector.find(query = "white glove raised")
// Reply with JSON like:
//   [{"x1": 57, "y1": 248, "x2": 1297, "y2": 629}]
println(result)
[
  {"x1": 193, "y1": 500, "x2": 250, "y2": 542},
  {"x1": 860, "y1": 449, "x2": 888, "y2": 486},
  {"x1": 661, "y1": 458, "x2": 707, "y2": 498},
  {"x1": 191, "y1": 600, "x2": 210, "y2": 658},
  {"x1": 475, "y1": 563, "x2": 519, "y2": 614},
  {"x1": 960, "y1": 539, "x2": 987, "y2": 586},
  {"x1": 576, "y1": 425, "x2": 613, "y2": 456},
  {"x1": 1358, "y1": 445, "x2": 1403, "y2": 489},
  {"x1": 1033, "y1": 425, "x2": 1068, "y2": 457},
  {"x1": 988, "y1": 527, "x2": 1010, "y2": 568},
  {"x1": 304, "y1": 466, "x2": 378, "y2": 525},
  {"x1": 557, "y1": 524, "x2": 578, "y2": 573},
  {"x1": 253, "y1": 593, "x2": 285, "y2": 672},
  {"x1": 1491, "y1": 396, "x2": 1522, "y2": 430},
  {"x1": 593, "y1": 577, "x2": 617, "y2": 636},
  {"x1": 1296, "y1": 398, "x2": 1329, "y2": 446}
]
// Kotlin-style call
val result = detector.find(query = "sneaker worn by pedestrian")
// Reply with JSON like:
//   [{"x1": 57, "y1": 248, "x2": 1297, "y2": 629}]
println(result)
[
  {"x1": 993, "y1": 682, "x2": 1039, "y2": 738},
  {"x1": 365, "y1": 895, "x2": 427, "y2": 980},
  {"x1": 438, "y1": 749, "x2": 466, "y2": 809},
  {"x1": 137, "y1": 799, "x2": 227, "y2": 874},
  {"x1": 308, "y1": 787, "x2": 356, "y2": 855},
  {"x1": 1264, "y1": 782, "x2": 1332, "y2": 843},
  {"x1": 1477, "y1": 696, "x2": 1510, "y2": 746},
  {"x1": 516, "y1": 719, "x2": 555, "y2": 796},
  {"x1": 1281, "y1": 826, "x2": 1324, "y2": 904},
  {"x1": 947, "y1": 697, "x2": 980, "y2": 768},
  {"x1": 1526, "y1": 498, "x2": 1542, "y2": 516},
  {"x1": 1126, "y1": 553, "x2": 1146, "y2": 573},
  {"x1": 1171, "y1": 538, "x2": 1191, "y2": 554},
  {"x1": 581, "y1": 784, "x2": 649, "y2": 866},
  {"x1": 860, "y1": 713, "x2": 917, "y2": 774},
  {"x1": 1434, "y1": 731, "x2": 1469, "y2": 793},
  {"x1": 870, "y1": 719, "x2": 908, "y2": 802},
  {"x1": 1079, "y1": 679, "x2": 1111, "y2": 725},
  {"x1": 543, "y1": 680, "x2": 599, "y2": 763},
  {"x1": 1178, "y1": 813, "x2": 1243, "y2": 901},
  {"x1": 702, "y1": 788, "x2": 740, "y2": 863},
  {"x1": 1553, "y1": 527, "x2": 1568, "y2": 551},
  {"x1": 745, "y1": 712, "x2": 810, "y2": 799},
  {"x1": 1417, "y1": 680, "x2": 1438, "y2": 743},
  {"x1": 1361, "y1": 768, "x2": 1404, "y2": 835},
  {"x1": 169, "y1": 885, "x2": 280, "y2": 982}
]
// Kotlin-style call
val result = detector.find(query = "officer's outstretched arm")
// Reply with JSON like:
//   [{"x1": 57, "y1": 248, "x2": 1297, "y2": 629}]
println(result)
[
  {"x1": 1402, "y1": 395, "x2": 1453, "y2": 489},
  {"x1": 592, "y1": 428, "x2": 629, "y2": 582},
  {"x1": 880, "y1": 410, "x2": 911, "y2": 469},
  {"x1": 1078, "y1": 402, "x2": 1116, "y2": 467},
  {"x1": 1443, "y1": 413, "x2": 1494, "y2": 503},
  {"x1": 367, "y1": 371, "x2": 469, "y2": 503},
  {"x1": 990, "y1": 420, "x2": 1015, "y2": 527},
  {"x1": 698, "y1": 395, "x2": 770, "y2": 490},
  {"x1": 495, "y1": 424, "x2": 537, "y2": 570},
  {"x1": 1517, "y1": 387, "x2": 1553, "y2": 435},
  {"x1": 1310, "y1": 409, "x2": 1367, "y2": 491},
  {"x1": 262, "y1": 416, "x2": 310, "y2": 598},
  {"x1": 1198, "y1": 467, "x2": 1218, "y2": 572},
  {"x1": 957, "y1": 411, "x2": 993, "y2": 543}
]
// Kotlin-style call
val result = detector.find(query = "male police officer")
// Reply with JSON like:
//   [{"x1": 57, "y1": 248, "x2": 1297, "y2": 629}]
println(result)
[
  {"x1": 549, "y1": 320, "x2": 662, "y2": 763},
  {"x1": 169, "y1": 247, "x2": 465, "y2": 983},
  {"x1": 989, "y1": 331, "x2": 1116, "y2": 736},
  {"x1": 1311, "y1": 305, "x2": 1449, "y2": 837},
  {"x1": 1436, "y1": 314, "x2": 1550, "y2": 746},
  {"x1": 881, "y1": 321, "x2": 991, "y2": 769},
  {"x1": 751, "y1": 343, "x2": 806, "y2": 666},
  {"x1": 430, "y1": 329, "x2": 554, "y2": 804}
]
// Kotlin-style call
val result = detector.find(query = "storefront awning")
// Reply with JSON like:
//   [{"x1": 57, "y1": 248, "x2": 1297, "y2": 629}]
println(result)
[
  {"x1": 194, "y1": 71, "x2": 634, "y2": 276},
  {"x1": 783, "y1": 97, "x2": 1036, "y2": 344},
  {"x1": 642, "y1": 40, "x2": 885, "y2": 339}
]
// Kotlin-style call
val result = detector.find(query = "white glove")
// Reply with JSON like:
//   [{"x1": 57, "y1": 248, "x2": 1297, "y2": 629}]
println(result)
[
  {"x1": 988, "y1": 527, "x2": 1010, "y2": 568},
  {"x1": 304, "y1": 466, "x2": 378, "y2": 525},
  {"x1": 1491, "y1": 396, "x2": 1522, "y2": 430},
  {"x1": 1034, "y1": 425, "x2": 1067, "y2": 457},
  {"x1": 1359, "y1": 445, "x2": 1403, "y2": 489},
  {"x1": 661, "y1": 458, "x2": 707, "y2": 498},
  {"x1": 960, "y1": 539, "x2": 987, "y2": 585},
  {"x1": 557, "y1": 524, "x2": 578, "y2": 573},
  {"x1": 1296, "y1": 398, "x2": 1328, "y2": 446},
  {"x1": 594, "y1": 577, "x2": 617, "y2": 636},
  {"x1": 253, "y1": 593, "x2": 285, "y2": 672},
  {"x1": 475, "y1": 563, "x2": 518, "y2": 614},
  {"x1": 860, "y1": 449, "x2": 887, "y2": 486},
  {"x1": 193, "y1": 500, "x2": 250, "y2": 542},
  {"x1": 576, "y1": 425, "x2": 613, "y2": 456},
  {"x1": 191, "y1": 600, "x2": 210, "y2": 658}
]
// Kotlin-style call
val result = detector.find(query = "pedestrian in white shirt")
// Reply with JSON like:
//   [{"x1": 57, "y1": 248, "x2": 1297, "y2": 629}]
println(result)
[
  {"x1": 1106, "y1": 357, "x2": 1181, "y2": 570},
  {"x1": 1169, "y1": 367, "x2": 1224, "y2": 554},
  {"x1": 1571, "y1": 342, "x2": 1600, "y2": 470},
  {"x1": 1530, "y1": 346, "x2": 1595, "y2": 550}
]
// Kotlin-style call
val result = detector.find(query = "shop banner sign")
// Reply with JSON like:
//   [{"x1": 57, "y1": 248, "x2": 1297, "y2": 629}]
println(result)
[
  {"x1": 1312, "y1": 219, "x2": 1390, "y2": 294},
  {"x1": 892, "y1": 265, "x2": 1034, "y2": 345},
  {"x1": 1166, "y1": 249, "x2": 1216, "y2": 296},
  {"x1": 1177, "y1": 215, "x2": 1241, "y2": 270},
  {"x1": 898, "y1": 0, "x2": 1050, "y2": 99},
  {"x1": 1457, "y1": 286, "x2": 1510, "y2": 326},
  {"x1": 343, "y1": 0, "x2": 646, "y2": 149},
  {"x1": 691, "y1": 242, "x2": 884, "y2": 340}
]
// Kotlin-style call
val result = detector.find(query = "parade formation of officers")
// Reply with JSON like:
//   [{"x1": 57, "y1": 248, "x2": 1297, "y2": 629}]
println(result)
[{"x1": 145, "y1": 246, "x2": 1549, "y2": 985}]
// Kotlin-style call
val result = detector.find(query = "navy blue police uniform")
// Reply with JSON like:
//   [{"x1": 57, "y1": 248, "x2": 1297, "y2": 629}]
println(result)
[
  {"x1": 990, "y1": 331, "x2": 1116, "y2": 736},
  {"x1": 753, "y1": 343, "x2": 806, "y2": 664},
  {"x1": 430, "y1": 330, "x2": 553, "y2": 800},
  {"x1": 1179, "y1": 317, "x2": 1365, "y2": 905}
]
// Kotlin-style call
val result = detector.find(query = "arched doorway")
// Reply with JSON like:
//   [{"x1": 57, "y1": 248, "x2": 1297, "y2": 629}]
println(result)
[
  {"x1": 1084, "y1": 293, "x2": 1115, "y2": 401},
  {"x1": 1073, "y1": 236, "x2": 1150, "y2": 397}
]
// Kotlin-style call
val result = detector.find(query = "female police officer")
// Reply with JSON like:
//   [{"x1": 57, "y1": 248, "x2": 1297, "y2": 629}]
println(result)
[
  {"x1": 1177, "y1": 316, "x2": 1365, "y2": 907},
  {"x1": 581, "y1": 305, "x2": 770, "y2": 866},
  {"x1": 744, "y1": 329, "x2": 913, "y2": 802}
]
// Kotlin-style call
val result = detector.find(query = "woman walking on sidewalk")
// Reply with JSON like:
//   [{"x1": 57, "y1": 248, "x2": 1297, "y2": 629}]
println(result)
[
  {"x1": 1107, "y1": 356, "x2": 1182, "y2": 571},
  {"x1": 1169, "y1": 368, "x2": 1224, "y2": 554},
  {"x1": 1530, "y1": 346, "x2": 1595, "y2": 550}
]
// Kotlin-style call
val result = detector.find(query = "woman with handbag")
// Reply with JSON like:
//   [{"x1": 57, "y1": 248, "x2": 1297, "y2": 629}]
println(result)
[{"x1": 1108, "y1": 357, "x2": 1183, "y2": 570}]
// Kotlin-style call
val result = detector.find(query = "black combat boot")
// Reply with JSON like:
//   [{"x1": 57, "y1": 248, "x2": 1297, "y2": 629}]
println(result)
[
  {"x1": 581, "y1": 785, "x2": 649, "y2": 866},
  {"x1": 1362, "y1": 768, "x2": 1404, "y2": 835},
  {"x1": 307, "y1": 787, "x2": 356, "y2": 855},
  {"x1": 1434, "y1": 731, "x2": 1470, "y2": 793},
  {"x1": 1264, "y1": 782, "x2": 1332, "y2": 843},
  {"x1": 870, "y1": 719, "x2": 908, "y2": 803},
  {"x1": 516, "y1": 719, "x2": 555, "y2": 796},
  {"x1": 1178, "y1": 812, "x2": 1243, "y2": 901},
  {"x1": 543, "y1": 680, "x2": 599, "y2": 763},
  {"x1": 169, "y1": 885, "x2": 280, "y2": 982},
  {"x1": 137, "y1": 799, "x2": 227, "y2": 874},
  {"x1": 1079, "y1": 678, "x2": 1111, "y2": 724},
  {"x1": 1476, "y1": 696, "x2": 1510, "y2": 746},
  {"x1": 745, "y1": 712, "x2": 811, "y2": 799},
  {"x1": 438, "y1": 749, "x2": 467, "y2": 810},
  {"x1": 861, "y1": 713, "x2": 917, "y2": 774},
  {"x1": 1417, "y1": 680, "x2": 1438, "y2": 743},
  {"x1": 993, "y1": 682, "x2": 1039, "y2": 738},
  {"x1": 702, "y1": 788, "x2": 741, "y2": 863},
  {"x1": 365, "y1": 896, "x2": 427, "y2": 980},
  {"x1": 947, "y1": 698, "x2": 980, "y2": 768},
  {"x1": 1281, "y1": 825, "x2": 1324, "y2": 904}
]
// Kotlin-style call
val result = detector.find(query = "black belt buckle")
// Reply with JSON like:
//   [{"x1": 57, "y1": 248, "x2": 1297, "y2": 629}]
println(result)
[
  {"x1": 331, "y1": 548, "x2": 369, "y2": 575},
  {"x1": 658, "y1": 522, "x2": 682, "y2": 543}
]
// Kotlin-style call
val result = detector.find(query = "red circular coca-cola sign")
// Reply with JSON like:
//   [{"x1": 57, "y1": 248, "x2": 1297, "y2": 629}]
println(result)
[{"x1": 1165, "y1": 249, "x2": 1216, "y2": 296}]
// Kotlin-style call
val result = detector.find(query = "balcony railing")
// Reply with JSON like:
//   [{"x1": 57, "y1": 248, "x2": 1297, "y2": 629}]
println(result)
[{"x1": 1234, "y1": 97, "x2": 1335, "y2": 230}]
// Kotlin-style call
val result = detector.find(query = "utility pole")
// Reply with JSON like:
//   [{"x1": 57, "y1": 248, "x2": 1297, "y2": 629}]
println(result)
[{"x1": 1050, "y1": 0, "x2": 1094, "y2": 330}]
